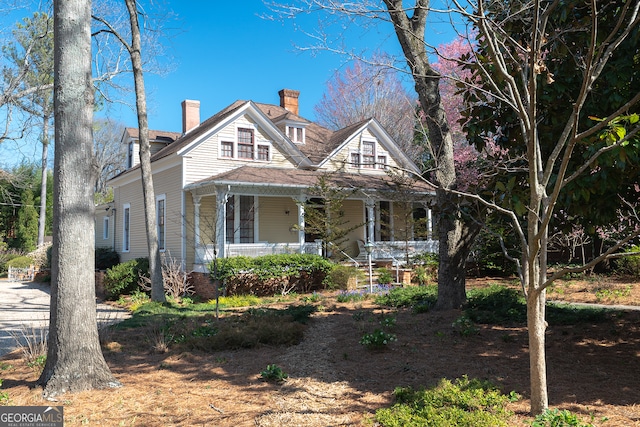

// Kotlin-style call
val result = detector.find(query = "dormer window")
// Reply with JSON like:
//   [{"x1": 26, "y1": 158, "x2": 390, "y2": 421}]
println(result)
[
  {"x1": 350, "y1": 139, "x2": 388, "y2": 170},
  {"x1": 127, "y1": 141, "x2": 134, "y2": 168},
  {"x1": 286, "y1": 124, "x2": 305, "y2": 144},
  {"x1": 219, "y1": 127, "x2": 271, "y2": 162}
]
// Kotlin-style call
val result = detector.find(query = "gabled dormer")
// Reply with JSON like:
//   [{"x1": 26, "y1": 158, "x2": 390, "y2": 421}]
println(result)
[{"x1": 122, "y1": 128, "x2": 181, "y2": 170}]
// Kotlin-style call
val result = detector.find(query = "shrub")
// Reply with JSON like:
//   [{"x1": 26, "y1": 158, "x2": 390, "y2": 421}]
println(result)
[
  {"x1": 209, "y1": 254, "x2": 334, "y2": 296},
  {"x1": 375, "y1": 285, "x2": 437, "y2": 312},
  {"x1": 377, "y1": 268, "x2": 393, "y2": 285},
  {"x1": 360, "y1": 329, "x2": 397, "y2": 349},
  {"x1": 6, "y1": 256, "x2": 34, "y2": 269},
  {"x1": 531, "y1": 408, "x2": 595, "y2": 427},
  {"x1": 95, "y1": 247, "x2": 120, "y2": 270},
  {"x1": 0, "y1": 250, "x2": 24, "y2": 274},
  {"x1": 326, "y1": 264, "x2": 363, "y2": 290},
  {"x1": 615, "y1": 245, "x2": 640, "y2": 277},
  {"x1": 260, "y1": 364, "x2": 288, "y2": 383},
  {"x1": 465, "y1": 285, "x2": 527, "y2": 324},
  {"x1": 374, "y1": 376, "x2": 514, "y2": 427},
  {"x1": 103, "y1": 258, "x2": 149, "y2": 300}
]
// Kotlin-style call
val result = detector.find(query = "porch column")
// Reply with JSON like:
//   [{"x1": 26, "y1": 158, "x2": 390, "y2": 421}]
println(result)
[
  {"x1": 295, "y1": 195, "x2": 306, "y2": 253},
  {"x1": 427, "y1": 208, "x2": 433, "y2": 238},
  {"x1": 216, "y1": 187, "x2": 230, "y2": 258},
  {"x1": 192, "y1": 193, "x2": 201, "y2": 263},
  {"x1": 366, "y1": 199, "x2": 375, "y2": 244}
]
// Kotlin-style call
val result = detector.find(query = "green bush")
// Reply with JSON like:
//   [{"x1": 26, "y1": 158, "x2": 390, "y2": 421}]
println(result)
[
  {"x1": 103, "y1": 257, "x2": 149, "y2": 300},
  {"x1": 209, "y1": 254, "x2": 334, "y2": 296},
  {"x1": 376, "y1": 268, "x2": 393, "y2": 285},
  {"x1": 95, "y1": 247, "x2": 120, "y2": 271},
  {"x1": 0, "y1": 250, "x2": 24, "y2": 274},
  {"x1": 375, "y1": 285, "x2": 437, "y2": 312},
  {"x1": 6, "y1": 255, "x2": 34, "y2": 269},
  {"x1": 326, "y1": 264, "x2": 363, "y2": 290},
  {"x1": 531, "y1": 408, "x2": 594, "y2": 427},
  {"x1": 615, "y1": 245, "x2": 640, "y2": 276},
  {"x1": 465, "y1": 285, "x2": 527, "y2": 324},
  {"x1": 374, "y1": 376, "x2": 514, "y2": 427}
]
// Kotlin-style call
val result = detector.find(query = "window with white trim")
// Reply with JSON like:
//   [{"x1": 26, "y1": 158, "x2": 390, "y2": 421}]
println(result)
[
  {"x1": 362, "y1": 141, "x2": 375, "y2": 168},
  {"x1": 237, "y1": 128, "x2": 254, "y2": 159},
  {"x1": 221, "y1": 141, "x2": 233, "y2": 158},
  {"x1": 350, "y1": 140, "x2": 387, "y2": 169},
  {"x1": 377, "y1": 155, "x2": 388, "y2": 169},
  {"x1": 220, "y1": 127, "x2": 271, "y2": 161},
  {"x1": 127, "y1": 142, "x2": 134, "y2": 168},
  {"x1": 287, "y1": 125, "x2": 305, "y2": 143},
  {"x1": 103, "y1": 217, "x2": 109, "y2": 240},
  {"x1": 157, "y1": 195, "x2": 166, "y2": 251},
  {"x1": 225, "y1": 195, "x2": 257, "y2": 243},
  {"x1": 123, "y1": 204, "x2": 131, "y2": 252},
  {"x1": 257, "y1": 144, "x2": 269, "y2": 161}
]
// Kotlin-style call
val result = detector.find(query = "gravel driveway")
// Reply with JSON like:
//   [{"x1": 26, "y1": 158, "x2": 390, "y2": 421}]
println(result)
[{"x1": 0, "y1": 279, "x2": 130, "y2": 358}]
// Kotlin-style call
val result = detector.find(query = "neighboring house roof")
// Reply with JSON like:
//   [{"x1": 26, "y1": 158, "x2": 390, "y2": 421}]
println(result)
[{"x1": 125, "y1": 128, "x2": 182, "y2": 142}]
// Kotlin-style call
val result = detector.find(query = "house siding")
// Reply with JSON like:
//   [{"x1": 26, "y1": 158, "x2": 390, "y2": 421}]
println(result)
[
  {"x1": 258, "y1": 197, "x2": 299, "y2": 244},
  {"x1": 95, "y1": 205, "x2": 114, "y2": 250},
  {"x1": 114, "y1": 164, "x2": 184, "y2": 263},
  {"x1": 325, "y1": 128, "x2": 400, "y2": 172},
  {"x1": 184, "y1": 116, "x2": 294, "y2": 185}
]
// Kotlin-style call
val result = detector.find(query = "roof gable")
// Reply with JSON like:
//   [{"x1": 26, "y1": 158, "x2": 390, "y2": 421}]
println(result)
[{"x1": 317, "y1": 118, "x2": 420, "y2": 173}]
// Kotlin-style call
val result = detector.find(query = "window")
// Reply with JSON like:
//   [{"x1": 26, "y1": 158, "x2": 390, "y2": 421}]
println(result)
[
  {"x1": 257, "y1": 145, "x2": 269, "y2": 161},
  {"x1": 103, "y1": 217, "x2": 109, "y2": 240},
  {"x1": 362, "y1": 141, "x2": 375, "y2": 168},
  {"x1": 226, "y1": 195, "x2": 256, "y2": 243},
  {"x1": 350, "y1": 152, "x2": 360, "y2": 167},
  {"x1": 127, "y1": 142, "x2": 134, "y2": 168},
  {"x1": 123, "y1": 204, "x2": 130, "y2": 252},
  {"x1": 238, "y1": 128, "x2": 254, "y2": 159},
  {"x1": 221, "y1": 141, "x2": 233, "y2": 158},
  {"x1": 287, "y1": 126, "x2": 304, "y2": 143},
  {"x1": 377, "y1": 155, "x2": 388, "y2": 169},
  {"x1": 157, "y1": 195, "x2": 166, "y2": 251}
]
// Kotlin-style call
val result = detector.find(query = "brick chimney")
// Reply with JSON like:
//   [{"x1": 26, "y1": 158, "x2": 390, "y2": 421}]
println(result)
[
  {"x1": 182, "y1": 100, "x2": 200, "y2": 134},
  {"x1": 278, "y1": 89, "x2": 300, "y2": 116}
]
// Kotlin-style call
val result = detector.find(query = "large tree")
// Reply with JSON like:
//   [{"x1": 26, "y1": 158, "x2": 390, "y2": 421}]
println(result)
[
  {"x1": 3, "y1": 12, "x2": 55, "y2": 248},
  {"x1": 37, "y1": 0, "x2": 120, "y2": 397},
  {"x1": 267, "y1": 0, "x2": 482, "y2": 309},
  {"x1": 455, "y1": 0, "x2": 640, "y2": 414},
  {"x1": 92, "y1": 0, "x2": 166, "y2": 302}
]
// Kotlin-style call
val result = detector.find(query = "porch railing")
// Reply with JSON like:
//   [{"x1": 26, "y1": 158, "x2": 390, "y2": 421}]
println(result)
[
  {"x1": 193, "y1": 239, "x2": 438, "y2": 272},
  {"x1": 195, "y1": 241, "x2": 323, "y2": 266}
]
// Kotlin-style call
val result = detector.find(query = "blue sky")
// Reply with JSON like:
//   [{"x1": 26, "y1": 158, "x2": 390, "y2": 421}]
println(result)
[
  {"x1": 2, "y1": 0, "x2": 458, "y2": 164},
  {"x1": 119, "y1": 0, "x2": 458, "y2": 132}
]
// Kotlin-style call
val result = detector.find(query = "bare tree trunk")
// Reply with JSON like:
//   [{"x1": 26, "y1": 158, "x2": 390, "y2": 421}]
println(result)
[
  {"x1": 124, "y1": 0, "x2": 165, "y2": 302},
  {"x1": 38, "y1": 0, "x2": 120, "y2": 397},
  {"x1": 37, "y1": 116, "x2": 49, "y2": 247},
  {"x1": 383, "y1": 0, "x2": 477, "y2": 309},
  {"x1": 527, "y1": 286, "x2": 548, "y2": 414}
]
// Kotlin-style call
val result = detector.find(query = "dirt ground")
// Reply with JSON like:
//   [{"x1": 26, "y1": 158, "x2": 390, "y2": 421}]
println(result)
[{"x1": 1, "y1": 275, "x2": 639, "y2": 426}]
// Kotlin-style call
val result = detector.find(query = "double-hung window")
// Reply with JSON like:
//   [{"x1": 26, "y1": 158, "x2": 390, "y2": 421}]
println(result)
[
  {"x1": 123, "y1": 204, "x2": 131, "y2": 252},
  {"x1": 221, "y1": 141, "x2": 233, "y2": 158},
  {"x1": 103, "y1": 217, "x2": 109, "y2": 240},
  {"x1": 157, "y1": 195, "x2": 166, "y2": 251},
  {"x1": 225, "y1": 195, "x2": 256, "y2": 243},
  {"x1": 237, "y1": 128, "x2": 254, "y2": 159},
  {"x1": 362, "y1": 141, "x2": 375, "y2": 168}
]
